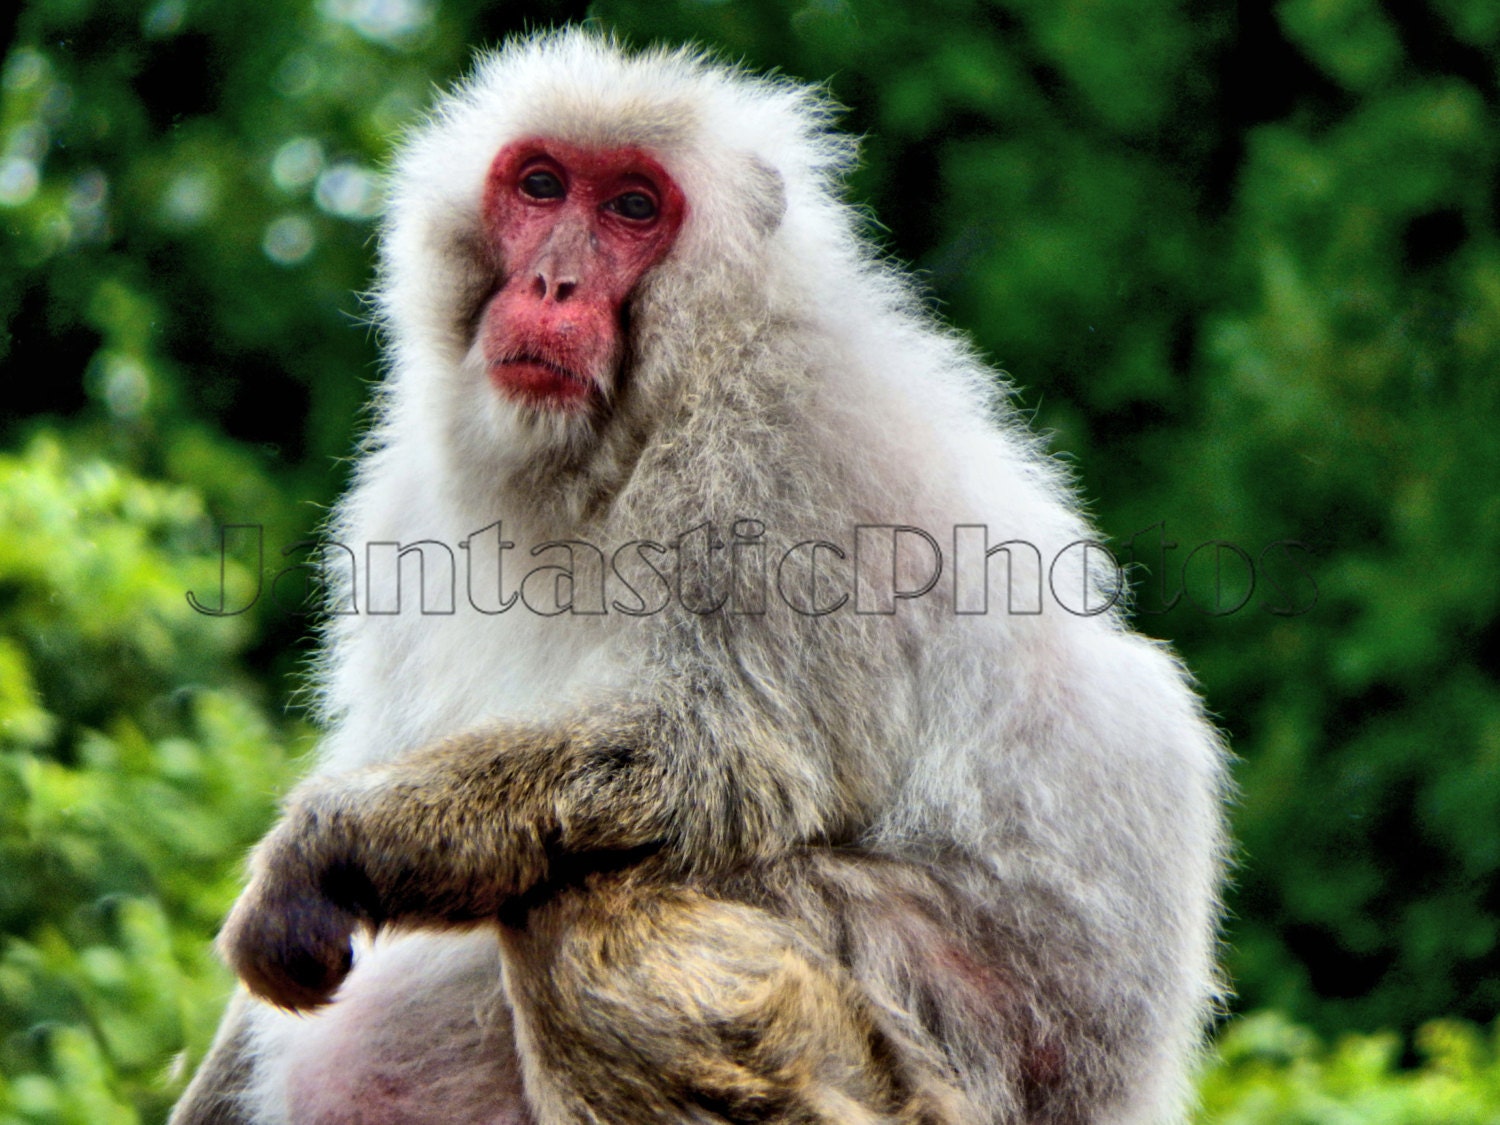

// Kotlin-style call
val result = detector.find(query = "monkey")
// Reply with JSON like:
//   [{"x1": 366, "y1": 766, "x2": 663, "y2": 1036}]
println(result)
[{"x1": 172, "y1": 30, "x2": 1227, "y2": 1125}]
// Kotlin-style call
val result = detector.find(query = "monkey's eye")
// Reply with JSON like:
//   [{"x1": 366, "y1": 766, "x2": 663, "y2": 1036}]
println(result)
[
  {"x1": 606, "y1": 192, "x2": 657, "y2": 221},
  {"x1": 520, "y1": 170, "x2": 565, "y2": 200}
]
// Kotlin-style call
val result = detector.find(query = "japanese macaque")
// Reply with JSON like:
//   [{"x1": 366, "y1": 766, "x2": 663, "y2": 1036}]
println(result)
[{"x1": 173, "y1": 30, "x2": 1227, "y2": 1125}]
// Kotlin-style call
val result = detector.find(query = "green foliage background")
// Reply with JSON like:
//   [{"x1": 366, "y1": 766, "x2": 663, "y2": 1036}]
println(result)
[{"x1": 1, "y1": 0, "x2": 1497, "y2": 1119}]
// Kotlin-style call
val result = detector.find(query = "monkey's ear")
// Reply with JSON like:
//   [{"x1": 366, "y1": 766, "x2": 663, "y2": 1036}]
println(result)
[{"x1": 744, "y1": 156, "x2": 787, "y2": 235}]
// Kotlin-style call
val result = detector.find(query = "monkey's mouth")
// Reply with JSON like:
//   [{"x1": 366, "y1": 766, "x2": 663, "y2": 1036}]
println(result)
[{"x1": 490, "y1": 353, "x2": 596, "y2": 408}]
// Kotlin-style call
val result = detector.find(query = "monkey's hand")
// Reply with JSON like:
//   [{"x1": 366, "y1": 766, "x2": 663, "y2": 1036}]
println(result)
[{"x1": 216, "y1": 801, "x2": 368, "y2": 1011}]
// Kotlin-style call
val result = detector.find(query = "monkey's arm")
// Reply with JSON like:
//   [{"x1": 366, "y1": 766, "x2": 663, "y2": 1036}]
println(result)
[{"x1": 219, "y1": 695, "x2": 863, "y2": 1011}]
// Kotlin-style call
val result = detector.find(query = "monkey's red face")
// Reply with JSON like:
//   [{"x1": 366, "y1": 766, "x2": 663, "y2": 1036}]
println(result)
[{"x1": 478, "y1": 139, "x2": 686, "y2": 411}]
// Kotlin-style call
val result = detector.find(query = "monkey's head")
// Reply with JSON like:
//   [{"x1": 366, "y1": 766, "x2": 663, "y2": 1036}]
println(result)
[
  {"x1": 375, "y1": 31, "x2": 856, "y2": 490},
  {"x1": 476, "y1": 137, "x2": 686, "y2": 412}
]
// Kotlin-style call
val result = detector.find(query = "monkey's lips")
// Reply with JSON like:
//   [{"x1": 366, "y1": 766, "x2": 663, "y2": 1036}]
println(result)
[{"x1": 490, "y1": 354, "x2": 595, "y2": 409}]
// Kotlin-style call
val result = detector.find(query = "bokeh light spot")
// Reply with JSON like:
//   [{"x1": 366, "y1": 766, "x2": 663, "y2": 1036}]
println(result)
[
  {"x1": 86, "y1": 353, "x2": 152, "y2": 419},
  {"x1": 271, "y1": 137, "x2": 325, "y2": 192},
  {"x1": 161, "y1": 170, "x2": 219, "y2": 227},
  {"x1": 143, "y1": 0, "x2": 187, "y2": 38},
  {"x1": 319, "y1": 0, "x2": 433, "y2": 46},
  {"x1": 314, "y1": 162, "x2": 382, "y2": 220},
  {"x1": 263, "y1": 214, "x2": 317, "y2": 265},
  {"x1": 2, "y1": 49, "x2": 47, "y2": 92},
  {"x1": 0, "y1": 158, "x2": 39, "y2": 206}
]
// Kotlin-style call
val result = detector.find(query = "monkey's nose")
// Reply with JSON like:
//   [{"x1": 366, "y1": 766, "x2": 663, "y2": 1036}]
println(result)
[{"x1": 532, "y1": 273, "x2": 578, "y2": 303}]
